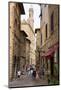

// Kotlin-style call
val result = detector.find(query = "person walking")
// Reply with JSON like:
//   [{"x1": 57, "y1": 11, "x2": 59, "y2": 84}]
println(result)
[
  {"x1": 41, "y1": 66, "x2": 45, "y2": 79},
  {"x1": 36, "y1": 70, "x2": 39, "y2": 79},
  {"x1": 17, "y1": 70, "x2": 21, "y2": 79},
  {"x1": 32, "y1": 69, "x2": 36, "y2": 79},
  {"x1": 30, "y1": 67, "x2": 33, "y2": 78}
]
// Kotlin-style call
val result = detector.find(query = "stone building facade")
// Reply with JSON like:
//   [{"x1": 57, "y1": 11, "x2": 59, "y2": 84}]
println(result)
[
  {"x1": 26, "y1": 38, "x2": 31, "y2": 66},
  {"x1": 20, "y1": 31, "x2": 28, "y2": 71},
  {"x1": 21, "y1": 20, "x2": 36, "y2": 65},
  {"x1": 9, "y1": 2, "x2": 25, "y2": 80},
  {"x1": 35, "y1": 28, "x2": 41, "y2": 70},
  {"x1": 35, "y1": 4, "x2": 59, "y2": 80}
]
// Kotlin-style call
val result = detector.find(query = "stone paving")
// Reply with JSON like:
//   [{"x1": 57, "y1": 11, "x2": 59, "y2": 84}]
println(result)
[{"x1": 9, "y1": 74, "x2": 48, "y2": 88}]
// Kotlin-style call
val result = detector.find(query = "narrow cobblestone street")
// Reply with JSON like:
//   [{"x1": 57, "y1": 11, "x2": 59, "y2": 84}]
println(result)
[
  {"x1": 9, "y1": 73, "x2": 48, "y2": 87},
  {"x1": 9, "y1": 2, "x2": 59, "y2": 87}
]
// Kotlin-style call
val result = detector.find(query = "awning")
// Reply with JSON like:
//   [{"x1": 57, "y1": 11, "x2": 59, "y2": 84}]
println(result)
[{"x1": 41, "y1": 42, "x2": 59, "y2": 58}]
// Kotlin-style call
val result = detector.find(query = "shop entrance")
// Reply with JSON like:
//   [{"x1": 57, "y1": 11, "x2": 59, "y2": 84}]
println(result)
[
  {"x1": 13, "y1": 56, "x2": 20, "y2": 79},
  {"x1": 50, "y1": 55, "x2": 54, "y2": 76}
]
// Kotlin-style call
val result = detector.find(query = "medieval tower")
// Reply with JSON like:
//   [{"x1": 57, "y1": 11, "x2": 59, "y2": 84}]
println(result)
[{"x1": 27, "y1": 7, "x2": 34, "y2": 30}]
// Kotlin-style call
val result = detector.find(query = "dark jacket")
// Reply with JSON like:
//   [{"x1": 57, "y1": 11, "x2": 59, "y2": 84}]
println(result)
[{"x1": 33, "y1": 70, "x2": 36, "y2": 77}]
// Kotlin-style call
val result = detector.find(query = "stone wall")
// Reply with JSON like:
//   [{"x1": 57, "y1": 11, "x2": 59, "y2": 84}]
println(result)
[{"x1": 21, "y1": 21, "x2": 36, "y2": 65}]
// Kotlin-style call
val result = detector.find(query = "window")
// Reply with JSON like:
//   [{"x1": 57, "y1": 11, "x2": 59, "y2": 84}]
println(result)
[
  {"x1": 41, "y1": 9, "x2": 42, "y2": 20},
  {"x1": 45, "y1": 24, "x2": 47, "y2": 39},
  {"x1": 41, "y1": 33, "x2": 42, "y2": 45},
  {"x1": 39, "y1": 9, "x2": 42, "y2": 20},
  {"x1": 46, "y1": 59, "x2": 48, "y2": 69},
  {"x1": 57, "y1": 48, "x2": 59, "y2": 64},
  {"x1": 51, "y1": 13, "x2": 54, "y2": 32},
  {"x1": 29, "y1": 13, "x2": 31, "y2": 17},
  {"x1": 44, "y1": 4, "x2": 47, "y2": 7},
  {"x1": 14, "y1": 18, "x2": 17, "y2": 31},
  {"x1": 14, "y1": 18, "x2": 17, "y2": 27}
]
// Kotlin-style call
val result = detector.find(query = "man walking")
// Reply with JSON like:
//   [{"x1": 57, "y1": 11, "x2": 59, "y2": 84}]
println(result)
[
  {"x1": 17, "y1": 70, "x2": 21, "y2": 79},
  {"x1": 32, "y1": 69, "x2": 36, "y2": 79}
]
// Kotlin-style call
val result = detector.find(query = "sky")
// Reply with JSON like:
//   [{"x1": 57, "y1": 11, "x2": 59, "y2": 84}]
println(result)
[{"x1": 21, "y1": 3, "x2": 40, "y2": 30}]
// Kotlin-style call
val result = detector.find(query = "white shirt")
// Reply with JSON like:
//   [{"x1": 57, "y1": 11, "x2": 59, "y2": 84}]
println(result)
[{"x1": 18, "y1": 71, "x2": 21, "y2": 76}]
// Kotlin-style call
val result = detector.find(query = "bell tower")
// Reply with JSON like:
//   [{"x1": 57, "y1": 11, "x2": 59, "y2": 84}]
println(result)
[{"x1": 27, "y1": 7, "x2": 34, "y2": 29}]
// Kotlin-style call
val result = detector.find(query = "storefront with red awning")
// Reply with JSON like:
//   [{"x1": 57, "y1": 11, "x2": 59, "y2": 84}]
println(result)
[{"x1": 40, "y1": 42, "x2": 59, "y2": 76}]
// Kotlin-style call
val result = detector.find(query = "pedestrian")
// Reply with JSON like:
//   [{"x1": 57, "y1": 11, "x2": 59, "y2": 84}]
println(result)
[
  {"x1": 36, "y1": 70, "x2": 39, "y2": 79},
  {"x1": 17, "y1": 70, "x2": 21, "y2": 78},
  {"x1": 41, "y1": 66, "x2": 45, "y2": 79},
  {"x1": 32, "y1": 69, "x2": 36, "y2": 79},
  {"x1": 27, "y1": 66, "x2": 30, "y2": 76},
  {"x1": 30, "y1": 67, "x2": 33, "y2": 73}
]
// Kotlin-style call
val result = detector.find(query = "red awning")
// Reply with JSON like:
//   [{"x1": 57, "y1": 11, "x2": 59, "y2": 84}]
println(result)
[
  {"x1": 45, "y1": 48, "x2": 54, "y2": 57},
  {"x1": 41, "y1": 42, "x2": 59, "y2": 58}
]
